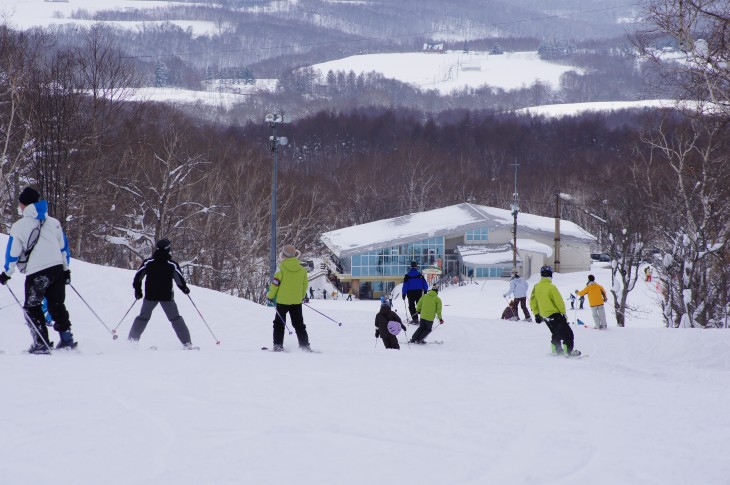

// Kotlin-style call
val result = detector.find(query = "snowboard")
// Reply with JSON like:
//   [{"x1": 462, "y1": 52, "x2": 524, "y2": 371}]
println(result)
[
  {"x1": 547, "y1": 353, "x2": 589, "y2": 359},
  {"x1": 261, "y1": 346, "x2": 320, "y2": 353}
]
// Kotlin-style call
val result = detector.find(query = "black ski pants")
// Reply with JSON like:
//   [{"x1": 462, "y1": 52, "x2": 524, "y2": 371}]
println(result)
[
  {"x1": 128, "y1": 298, "x2": 191, "y2": 345},
  {"x1": 545, "y1": 313, "x2": 573, "y2": 354},
  {"x1": 406, "y1": 290, "x2": 423, "y2": 322},
  {"x1": 24, "y1": 264, "x2": 71, "y2": 345},
  {"x1": 410, "y1": 318, "x2": 434, "y2": 342},
  {"x1": 273, "y1": 303, "x2": 309, "y2": 347},
  {"x1": 376, "y1": 322, "x2": 400, "y2": 349}
]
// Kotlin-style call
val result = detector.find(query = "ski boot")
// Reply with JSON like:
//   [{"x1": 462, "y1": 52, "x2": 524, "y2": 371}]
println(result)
[
  {"x1": 27, "y1": 341, "x2": 52, "y2": 354},
  {"x1": 524, "y1": 317, "x2": 533, "y2": 322},
  {"x1": 563, "y1": 344, "x2": 581, "y2": 358},
  {"x1": 299, "y1": 344, "x2": 313, "y2": 353},
  {"x1": 56, "y1": 331, "x2": 78, "y2": 350},
  {"x1": 272, "y1": 344, "x2": 285, "y2": 352},
  {"x1": 550, "y1": 343, "x2": 563, "y2": 356},
  {"x1": 183, "y1": 343, "x2": 200, "y2": 350}
]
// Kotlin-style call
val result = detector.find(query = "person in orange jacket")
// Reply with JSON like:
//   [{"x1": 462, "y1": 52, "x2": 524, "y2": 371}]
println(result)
[{"x1": 575, "y1": 274, "x2": 608, "y2": 329}]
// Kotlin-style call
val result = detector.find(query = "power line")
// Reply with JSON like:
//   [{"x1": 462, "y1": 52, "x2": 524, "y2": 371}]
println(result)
[{"x1": 121, "y1": 3, "x2": 639, "y2": 60}]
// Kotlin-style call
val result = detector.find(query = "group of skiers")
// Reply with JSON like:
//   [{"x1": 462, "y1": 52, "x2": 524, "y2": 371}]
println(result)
[
  {"x1": 2, "y1": 187, "x2": 612, "y2": 357},
  {"x1": 1, "y1": 187, "x2": 198, "y2": 354}
]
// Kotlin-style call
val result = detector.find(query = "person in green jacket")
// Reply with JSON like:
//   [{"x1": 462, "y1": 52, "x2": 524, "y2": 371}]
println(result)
[
  {"x1": 529, "y1": 266, "x2": 581, "y2": 357},
  {"x1": 266, "y1": 244, "x2": 311, "y2": 352},
  {"x1": 409, "y1": 287, "x2": 444, "y2": 344}
]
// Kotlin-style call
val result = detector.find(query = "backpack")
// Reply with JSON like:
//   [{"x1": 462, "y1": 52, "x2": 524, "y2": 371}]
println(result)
[
  {"x1": 16, "y1": 220, "x2": 45, "y2": 273},
  {"x1": 387, "y1": 320, "x2": 402, "y2": 336}
]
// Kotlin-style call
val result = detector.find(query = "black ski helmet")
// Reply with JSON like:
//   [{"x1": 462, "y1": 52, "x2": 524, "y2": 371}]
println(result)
[
  {"x1": 156, "y1": 238, "x2": 171, "y2": 252},
  {"x1": 540, "y1": 265, "x2": 553, "y2": 277}
]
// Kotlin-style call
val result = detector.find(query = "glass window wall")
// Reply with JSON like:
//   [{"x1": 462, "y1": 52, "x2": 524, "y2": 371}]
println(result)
[
  {"x1": 351, "y1": 237, "x2": 444, "y2": 277},
  {"x1": 465, "y1": 227, "x2": 489, "y2": 242}
]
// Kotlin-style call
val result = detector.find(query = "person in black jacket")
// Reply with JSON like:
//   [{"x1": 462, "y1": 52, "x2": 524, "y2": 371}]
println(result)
[
  {"x1": 374, "y1": 301, "x2": 407, "y2": 349},
  {"x1": 128, "y1": 239, "x2": 194, "y2": 348}
]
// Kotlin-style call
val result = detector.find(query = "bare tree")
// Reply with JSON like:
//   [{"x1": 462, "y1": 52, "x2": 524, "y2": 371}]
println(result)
[
  {"x1": 636, "y1": 115, "x2": 730, "y2": 327},
  {"x1": 635, "y1": 0, "x2": 730, "y2": 119}
]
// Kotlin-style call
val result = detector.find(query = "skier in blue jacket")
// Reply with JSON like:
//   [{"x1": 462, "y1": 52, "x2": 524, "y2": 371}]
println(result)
[{"x1": 402, "y1": 261, "x2": 429, "y2": 323}]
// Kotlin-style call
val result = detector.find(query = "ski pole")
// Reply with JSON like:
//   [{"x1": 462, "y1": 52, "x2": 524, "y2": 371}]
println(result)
[
  {"x1": 303, "y1": 302, "x2": 343, "y2": 326},
  {"x1": 186, "y1": 294, "x2": 221, "y2": 345},
  {"x1": 273, "y1": 305, "x2": 293, "y2": 335},
  {"x1": 403, "y1": 326, "x2": 411, "y2": 349},
  {"x1": 69, "y1": 284, "x2": 114, "y2": 335},
  {"x1": 111, "y1": 299, "x2": 139, "y2": 340},
  {"x1": 6, "y1": 286, "x2": 53, "y2": 352},
  {"x1": 402, "y1": 297, "x2": 410, "y2": 322}
]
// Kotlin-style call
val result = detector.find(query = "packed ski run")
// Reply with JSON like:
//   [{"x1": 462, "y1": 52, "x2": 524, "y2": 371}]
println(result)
[{"x1": 1, "y1": 226, "x2": 729, "y2": 484}]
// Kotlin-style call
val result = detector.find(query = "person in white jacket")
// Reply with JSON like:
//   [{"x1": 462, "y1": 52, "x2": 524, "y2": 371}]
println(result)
[
  {"x1": 503, "y1": 272, "x2": 533, "y2": 322},
  {"x1": 0, "y1": 187, "x2": 76, "y2": 353}
]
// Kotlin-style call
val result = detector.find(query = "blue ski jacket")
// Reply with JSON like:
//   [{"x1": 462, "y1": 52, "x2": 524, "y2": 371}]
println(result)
[{"x1": 402, "y1": 268, "x2": 428, "y2": 297}]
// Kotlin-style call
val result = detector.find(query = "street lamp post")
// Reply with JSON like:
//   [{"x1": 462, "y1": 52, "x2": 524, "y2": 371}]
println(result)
[
  {"x1": 265, "y1": 113, "x2": 289, "y2": 278},
  {"x1": 510, "y1": 162, "x2": 519, "y2": 274}
]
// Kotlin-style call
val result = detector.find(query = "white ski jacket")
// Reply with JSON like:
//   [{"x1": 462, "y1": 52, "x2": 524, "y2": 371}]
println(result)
[
  {"x1": 3, "y1": 200, "x2": 70, "y2": 276},
  {"x1": 505, "y1": 276, "x2": 529, "y2": 299}
]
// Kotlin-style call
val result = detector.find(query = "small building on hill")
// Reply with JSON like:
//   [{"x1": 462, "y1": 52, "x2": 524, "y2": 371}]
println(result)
[{"x1": 320, "y1": 202, "x2": 596, "y2": 299}]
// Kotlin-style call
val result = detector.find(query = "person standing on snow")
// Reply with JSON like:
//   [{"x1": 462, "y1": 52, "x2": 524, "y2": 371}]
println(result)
[
  {"x1": 0, "y1": 187, "x2": 76, "y2": 353},
  {"x1": 402, "y1": 261, "x2": 429, "y2": 323},
  {"x1": 374, "y1": 301, "x2": 407, "y2": 349},
  {"x1": 575, "y1": 274, "x2": 609, "y2": 330},
  {"x1": 410, "y1": 286, "x2": 443, "y2": 344},
  {"x1": 530, "y1": 266, "x2": 581, "y2": 357},
  {"x1": 128, "y1": 239, "x2": 195, "y2": 348},
  {"x1": 568, "y1": 293, "x2": 576, "y2": 309},
  {"x1": 266, "y1": 244, "x2": 312, "y2": 352},
  {"x1": 503, "y1": 272, "x2": 532, "y2": 322}
]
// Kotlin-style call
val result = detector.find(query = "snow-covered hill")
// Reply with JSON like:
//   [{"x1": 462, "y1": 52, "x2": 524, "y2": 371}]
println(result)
[
  {"x1": 1, "y1": 233, "x2": 729, "y2": 484},
  {"x1": 310, "y1": 50, "x2": 581, "y2": 94}
]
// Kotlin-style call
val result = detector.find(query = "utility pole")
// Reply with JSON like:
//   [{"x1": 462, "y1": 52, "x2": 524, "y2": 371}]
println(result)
[
  {"x1": 510, "y1": 161, "x2": 519, "y2": 274},
  {"x1": 554, "y1": 191, "x2": 561, "y2": 273},
  {"x1": 265, "y1": 113, "x2": 289, "y2": 278}
]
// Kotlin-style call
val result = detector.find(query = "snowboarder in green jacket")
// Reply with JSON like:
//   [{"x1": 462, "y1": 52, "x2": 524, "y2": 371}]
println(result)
[
  {"x1": 409, "y1": 287, "x2": 444, "y2": 344},
  {"x1": 529, "y1": 266, "x2": 581, "y2": 357},
  {"x1": 266, "y1": 244, "x2": 312, "y2": 352}
]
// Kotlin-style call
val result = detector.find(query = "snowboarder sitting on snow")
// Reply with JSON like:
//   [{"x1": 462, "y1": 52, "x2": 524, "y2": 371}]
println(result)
[
  {"x1": 402, "y1": 261, "x2": 429, "y2": 324},
  {"x1": 409, "y1": 286, "x2": 443, "y2": 344},
  {"x1": 267, "y1": 244, "x2": 312, "y2": 352},
  {"x1": 501, "y1": 300, "x2": 519, "y2": 321},
  {"x1": 575, "y1": 274, "x2": 608, "y2": 330},
  {"x1": 0, "y1": 187, "x2": 76, "y2": 353},
  {"x1": 530, "y1": 265, "x2": 581, "y2": 357},
  {"x1": 374, "y1": 301, "x2": 407, "y2": 350},
  {"x1": 128, "y1": 238, "x2": 195, "y2": 349}
]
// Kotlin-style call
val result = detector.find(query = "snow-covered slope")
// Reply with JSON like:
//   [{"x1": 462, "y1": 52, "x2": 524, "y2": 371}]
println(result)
[
  {"x1": 1, "y1": 233, "x2": 728, "y2": 485},
  {"x1": 310, "y1": 50, "x2": 581, "y2": 94}
]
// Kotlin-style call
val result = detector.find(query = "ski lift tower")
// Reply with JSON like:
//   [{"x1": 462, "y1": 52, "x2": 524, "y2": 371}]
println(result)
[{"x1": 265, "y1": 113, "x2": 289, "y2": 278}]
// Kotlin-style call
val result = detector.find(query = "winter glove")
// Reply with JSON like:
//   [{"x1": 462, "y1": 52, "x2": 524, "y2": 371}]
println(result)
[
  {"x1": 0, "y1": 272, "x2": 10, "y2": 285},
  {"x1": 375, "y1": 330, "x2": 380, "y2": 338},
  {"x1": 535, "y1": 315, "x2": 543, "y2": 323},
  {"x1": 439, "y1": 318, "x2": 444, "y2": 324},
  {"x1": 181, "y1": 285, "x2": 191, "y2": 295},
  {"x1": 134, "y1": 288, "x2": 143, "y2": 300},
  {"x1": 63, "y1": 270, "x2": 71, "y2": 285},
  {"x1": 603, "y1": 297, "x2": 608, "y2": 303}
]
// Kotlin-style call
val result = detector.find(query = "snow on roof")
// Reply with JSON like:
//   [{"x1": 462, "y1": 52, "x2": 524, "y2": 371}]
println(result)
[
  {"x1": 516, "y1": 238, "x2": 554, "y2": 257},
  {"x1": 321, "y1": 203, "x2": 594, "y2": 258},
  {"x1": 457, "y1": 245, "x2": 516, "y2": 267}
]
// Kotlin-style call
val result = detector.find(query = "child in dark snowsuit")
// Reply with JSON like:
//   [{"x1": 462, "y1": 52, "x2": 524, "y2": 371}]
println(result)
[
  {"x1": 374, "y1": 302, "x2": 406, "y2": 349},
  {"x1": 501, "y1": 300, "x2": 519, "y2": 321}
]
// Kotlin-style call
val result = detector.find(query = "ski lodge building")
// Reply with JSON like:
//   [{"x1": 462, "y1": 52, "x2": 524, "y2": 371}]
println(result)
[{"x1": 320, "y1": 202, "x2": 595, "y2": 299}]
